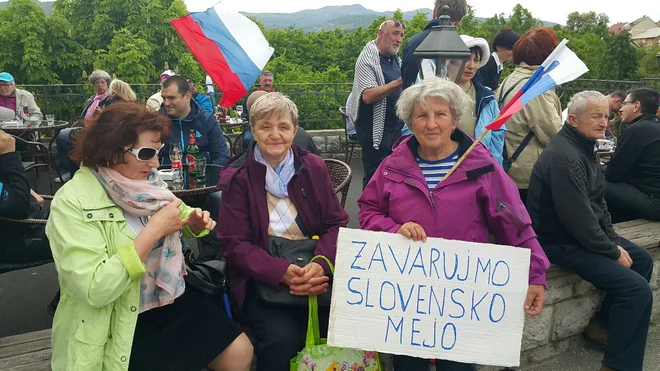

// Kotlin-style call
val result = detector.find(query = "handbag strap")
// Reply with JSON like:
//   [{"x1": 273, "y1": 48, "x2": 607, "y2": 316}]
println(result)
[
  {"x1": 306, "y1": 255, "x2": 334, "y2": 347},
  {"x1": 510, "y1": 131, "x2": 535, "y2": 162}
]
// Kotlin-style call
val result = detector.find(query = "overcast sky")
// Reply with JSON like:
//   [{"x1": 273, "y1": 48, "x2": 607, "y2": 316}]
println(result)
[{"x1": 183, "y1": 0, "x2": 659, "y2": 25}]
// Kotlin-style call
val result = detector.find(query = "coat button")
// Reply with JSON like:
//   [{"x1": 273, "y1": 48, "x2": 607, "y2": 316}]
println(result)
[
  {"x1": 108, "y1": 334, "x2": 112, "y2": 339},
  {"x1": 87, "y1": 213, "x2": 92, "y2": 219},
  {"x1": 130, "y1": 306, "x2": 137, "y2": 312},
  {"x1": 383, "y1": 171, "x2": 388, "y2": 176},
  {"x1": 109, "y1": 213, "x2": 114, "y2": 218},
  {"x1": 121, "y1": 356, "x2": 127, "y2": 362}
]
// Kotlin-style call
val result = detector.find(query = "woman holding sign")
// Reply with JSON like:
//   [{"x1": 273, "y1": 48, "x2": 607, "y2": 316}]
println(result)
[{"x1": 358, "y1": 77, "x2": 550, "y2": 371}]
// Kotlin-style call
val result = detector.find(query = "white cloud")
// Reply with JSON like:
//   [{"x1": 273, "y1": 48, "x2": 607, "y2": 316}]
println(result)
[{"x1": 183, "y1": 0, "x2": 659, "y2": 25}]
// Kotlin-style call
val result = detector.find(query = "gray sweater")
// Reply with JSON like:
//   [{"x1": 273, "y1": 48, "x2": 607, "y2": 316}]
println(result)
[{"x1": 527, "y1": 124, "x2": 620, "y2": 260}]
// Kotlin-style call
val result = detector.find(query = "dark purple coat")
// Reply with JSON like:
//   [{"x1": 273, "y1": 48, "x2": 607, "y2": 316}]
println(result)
[{"x1": 217, "y1": 145, "x2": 350, "y2": 306}]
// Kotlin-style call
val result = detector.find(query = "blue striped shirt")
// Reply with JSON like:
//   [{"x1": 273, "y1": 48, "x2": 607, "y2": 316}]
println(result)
[{"x1": 416, "y1": 148, "x2": 460, "y2": 191}]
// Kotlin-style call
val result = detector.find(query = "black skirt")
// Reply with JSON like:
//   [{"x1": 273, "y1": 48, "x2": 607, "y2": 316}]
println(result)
[{"x1": 129, "y1": 287, "x2": 243, "y2": 371}]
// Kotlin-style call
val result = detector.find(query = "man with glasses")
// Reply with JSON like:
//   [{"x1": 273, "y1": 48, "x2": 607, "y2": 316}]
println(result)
[
  {"x1": 605, "y1": 88, "x2": 660, "y2": 223},
  {"x1": 347, "y1": 19, "x2": 406, "y2": 188},
  {"x1": 0, "y1": 72, "x2": 42, "y2": 122}
]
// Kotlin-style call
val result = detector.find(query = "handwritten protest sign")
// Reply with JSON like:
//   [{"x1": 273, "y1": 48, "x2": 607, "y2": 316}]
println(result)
[{"x1": 327, "y1": 228, "x2": 531, "y2": 367}]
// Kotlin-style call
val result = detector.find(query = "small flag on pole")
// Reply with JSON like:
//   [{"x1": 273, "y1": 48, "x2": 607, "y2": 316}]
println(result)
[
  {"x1": 486, "y1": 39, "x2": 588, "y2": 130},
  {"x1": 171, "y1": 4, "x2": 274, "y2": 107}
]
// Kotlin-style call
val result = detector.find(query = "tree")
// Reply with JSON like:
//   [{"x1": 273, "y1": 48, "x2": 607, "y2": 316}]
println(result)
[
  {"x1": 506, "y1": 4, "x2": 542, "y2": 36},
  {"x1": 565, "y1": 11, "x2": 609, "y2": 37},
  {"x1": 602, "y1": 31, "x2": 639, "y2": 80}
]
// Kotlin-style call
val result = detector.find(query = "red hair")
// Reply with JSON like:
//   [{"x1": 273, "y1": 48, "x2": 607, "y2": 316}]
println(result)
[{"x1": 512, "y1": 27, "x2": 558, "y2": 66}]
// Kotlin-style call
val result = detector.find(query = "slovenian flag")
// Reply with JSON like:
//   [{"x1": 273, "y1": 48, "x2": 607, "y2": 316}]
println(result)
[
  {"x1": 171, "y1": 4, "x2": 274, "y2": 107},
  {"x1": 486, "y1": 39, "x2": 589, "y2": 130}
]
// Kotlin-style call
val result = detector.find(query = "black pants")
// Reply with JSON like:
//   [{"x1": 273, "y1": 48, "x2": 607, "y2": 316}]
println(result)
[
  {"x1": 543, "y1": 237, "x2": 653, "y2": 371},
  {"x1": 605, "y1": 181, "x2": 660, "y2": 223},
  {"x1": 392, "y1": 356, "x2": 476, "y2": 371},
  {"x1": 56, "y1": 128, "x2": 80, "y2": 175},
  {"x1": 242, "y1": 288, "x2": 330, "y2": 371},
  {"x1": 359, "y1": 130, "x2": 399, "y2": 189}
]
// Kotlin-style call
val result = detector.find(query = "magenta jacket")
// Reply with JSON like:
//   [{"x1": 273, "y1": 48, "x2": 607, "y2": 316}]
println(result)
[
  {"x1": 358, "y1": 132, "x2": 550, "y2": 287},
  {"x1": 217, "y1": 144, "x2": 350, "y2": 306}
]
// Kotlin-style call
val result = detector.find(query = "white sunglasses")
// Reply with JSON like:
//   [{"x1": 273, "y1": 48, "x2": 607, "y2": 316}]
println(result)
[{"x1": 124, "y1": 144, "x2": 164, "y2": 161}]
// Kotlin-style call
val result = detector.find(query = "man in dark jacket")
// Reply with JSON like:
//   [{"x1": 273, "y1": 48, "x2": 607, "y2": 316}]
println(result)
[
  {"x1": 605, "y1": 88, "x2": 660, "y2": 223},
  {"x1": 0, "y1": 129, "x2": 51, "y2": 264},
  {"x1": 401, "y1": 0, "x2": 467, "y2": 89},
  {"x1": 474, "y1": 28, "x2": 519, "y2": 91},
  {"x1": 527, "y1": 91, "x2": 653, "y2": 371},
  {"x1": 158, "y1": 75, "x2": 230, "y2": 167}
]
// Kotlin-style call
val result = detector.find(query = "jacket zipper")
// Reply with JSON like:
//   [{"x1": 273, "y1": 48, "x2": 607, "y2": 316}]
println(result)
[
  {"x1": 496, "y1": 202, "x2": 523, "y2": 237},
  {"x1": 300, "y1": 187, "x2": 316, "y2": 236},
  {"x1": 429, "y1": 190, "x2": 436, "y2": 211},
  {"x1": 387, "y1": 166, "x2": 440, "y2": 211}
]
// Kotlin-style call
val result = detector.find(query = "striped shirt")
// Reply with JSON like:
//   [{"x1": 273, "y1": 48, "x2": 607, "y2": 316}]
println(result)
[{"x1": 416, "y1": 148, "x2": 460, "y2": 191}]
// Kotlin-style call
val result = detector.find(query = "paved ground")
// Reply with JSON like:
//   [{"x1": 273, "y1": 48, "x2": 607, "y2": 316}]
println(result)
[{"x1": 3, "y1": 158, "x2": 660, "y2": 370}]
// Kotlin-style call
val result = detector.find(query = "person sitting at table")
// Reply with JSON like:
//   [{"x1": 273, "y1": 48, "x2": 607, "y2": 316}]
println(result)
[
  {"x1": 357, "y1": 77, "x2": 549, "y2": 371},
  {"x1": 605, "y1": 88, "x2": 660, "y2": 223},
  {"x1": 242, "y1": 90, "x2": 319, "y2": 155},
  {"x1": 157, "y1": 75, "x2": 230, "y2": 166},
  {"x1": 146, "y1": 70, "x2": 176, "y2": 111},
  {"x1": 55, "y1": 70, "x2": 114, "y2": 183},
  {"x1": 108, "y1": 79, "x2": 137, "y2": 103},
  {"x1": 0, "y1": 72, "x2": 43, "y2": 122},
  {"x1": 217, "y1": 92, "x2": 349, "y2": 371},
  {"x1": 527, "y1": 91, "x2": 653, "y2": 371},
  {"x1": 45, "y1": 102, "x2": 253, "y2": 371}
]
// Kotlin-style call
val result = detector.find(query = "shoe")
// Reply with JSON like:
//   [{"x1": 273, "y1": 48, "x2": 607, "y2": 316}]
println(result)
[
  {"x1": 584, "y1": 319, "x2": 608, "y2": 348},
  {"x1": 54, "y1": 172, "x2": 70, "y2": 183}
]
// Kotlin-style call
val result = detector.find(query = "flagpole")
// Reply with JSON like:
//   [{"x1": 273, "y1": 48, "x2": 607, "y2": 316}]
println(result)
[{"x1": 442, "y1": 126, "x2": 491, "y2": 181}]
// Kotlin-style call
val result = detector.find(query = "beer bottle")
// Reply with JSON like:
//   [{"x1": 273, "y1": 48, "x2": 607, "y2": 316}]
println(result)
[{"x1": 187, "y1": 129, "x2": 200, "y2": 188}]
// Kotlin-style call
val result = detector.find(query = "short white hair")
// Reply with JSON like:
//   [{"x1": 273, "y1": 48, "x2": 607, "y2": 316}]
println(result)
[
  {"x1": 249, "y1": 92, "x2": 299, "y2": 127},
  {"x1": 396, "y1": 77, "x2": 471, "y2": 128},
  {"x1": 567, "y1": 91, "x2": 608, "y2": 116}
]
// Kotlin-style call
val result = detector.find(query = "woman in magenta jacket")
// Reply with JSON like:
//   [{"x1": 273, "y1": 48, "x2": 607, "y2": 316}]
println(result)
[{"x1": 358, "y1": 77, "x2": 550, "y2": 371}]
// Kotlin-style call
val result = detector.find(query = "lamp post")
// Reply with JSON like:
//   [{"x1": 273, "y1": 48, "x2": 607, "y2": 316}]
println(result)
[{"x1": 413, "y1": 5, "x2": 472, "y2": 83}]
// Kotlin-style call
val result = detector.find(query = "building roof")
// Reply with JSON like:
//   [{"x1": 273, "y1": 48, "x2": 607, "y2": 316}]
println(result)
[
  {"x1": 631, "y1": 27, "x2": 660, "y2": 39},
  {"x1": 630, "y1": 16, "x2": 654, "y2": 26},
  {"x1": 609, "y1": 23, "x2": 626, "y2": 35}
]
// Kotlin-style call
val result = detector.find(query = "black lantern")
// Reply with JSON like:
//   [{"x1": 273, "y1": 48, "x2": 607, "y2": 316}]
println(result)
[{"x1": 413, "y1": 5, "x2": 472, "y2": 83}]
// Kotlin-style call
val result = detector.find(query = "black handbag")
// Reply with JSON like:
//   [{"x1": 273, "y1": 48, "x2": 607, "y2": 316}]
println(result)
[
  {"x1": 183, "y1": 249, "x2": 229, "y2": 300},
  {"x1": 254, "y1": 236, "x2": 332, "y2": 306}
]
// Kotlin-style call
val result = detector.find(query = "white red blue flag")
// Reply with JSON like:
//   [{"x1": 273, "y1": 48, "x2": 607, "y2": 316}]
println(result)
[{"x1": 171, "y1": 4, "x2": 274, "y2": 107}]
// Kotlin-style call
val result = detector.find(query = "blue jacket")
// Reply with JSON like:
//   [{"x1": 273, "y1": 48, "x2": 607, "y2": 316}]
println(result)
[
  {"x1": 193, "y1": 92, "x2": 214, "y2": 114},
  {"x1": 473, "y1": 79, "x2": 505, "y2": 166},
  {"x1": 159, "y1": 100, "x2": 229, "y2": 166}
]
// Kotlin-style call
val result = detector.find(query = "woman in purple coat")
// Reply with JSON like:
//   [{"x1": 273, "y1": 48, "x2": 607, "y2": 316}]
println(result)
[
  {"x1": 358, "y1": 77, "x2": 550, "y2": 371},
  {"x1": 217, "y1": 93, "x2": 350, "y2": 371}
]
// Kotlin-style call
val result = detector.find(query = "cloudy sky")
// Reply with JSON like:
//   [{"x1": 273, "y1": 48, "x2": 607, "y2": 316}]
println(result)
[{"x1": 182, "y1": 0, "x2": 658, "y2": 25}]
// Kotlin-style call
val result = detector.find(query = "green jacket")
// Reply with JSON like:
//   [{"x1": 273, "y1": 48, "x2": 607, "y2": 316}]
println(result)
[{"x1": 45, "y1": 167, "x2": 208, "y2": 371}]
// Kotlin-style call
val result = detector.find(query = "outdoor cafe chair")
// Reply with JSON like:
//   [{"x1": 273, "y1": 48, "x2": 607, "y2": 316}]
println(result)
[{"x1": 324, "y1": 158, "x2": 352, "y2": 208}]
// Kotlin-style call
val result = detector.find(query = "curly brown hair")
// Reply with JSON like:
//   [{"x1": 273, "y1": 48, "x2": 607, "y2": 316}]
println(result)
[{"x1": 71, "y1": 102, "x2": 171, "y2": 169}]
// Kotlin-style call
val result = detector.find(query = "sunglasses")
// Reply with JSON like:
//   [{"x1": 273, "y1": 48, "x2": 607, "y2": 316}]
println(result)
[
  {"x1": 379, "y1": 20, "x2": 407, "y2": 29},
  {"x1": 621, "y1": 100, "x2": 637, "y2": 106},
  {"x1": 125, "y1": 144, "x2": 164, "y2": 161}
]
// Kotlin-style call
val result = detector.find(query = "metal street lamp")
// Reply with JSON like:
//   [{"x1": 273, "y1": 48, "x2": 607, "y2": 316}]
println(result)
[{"x1": 413, "y1": 5, "x2": 472, "y2": 83}]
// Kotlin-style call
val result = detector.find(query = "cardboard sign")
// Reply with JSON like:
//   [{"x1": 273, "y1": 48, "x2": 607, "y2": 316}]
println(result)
[{"x1": 327, "y1": 228, "x2": 531, "y2": 367}]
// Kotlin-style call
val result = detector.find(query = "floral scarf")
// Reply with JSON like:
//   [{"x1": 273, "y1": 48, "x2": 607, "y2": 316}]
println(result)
[
  {"x1": 85, "y1": 91, "x2": 109, "y2": 118},
  {"x1": 254, "y1": 145, "x2": 295, "y2": 198},
  {"x1": 92, "y1": 167, "x2": 185, "y2": 313}
]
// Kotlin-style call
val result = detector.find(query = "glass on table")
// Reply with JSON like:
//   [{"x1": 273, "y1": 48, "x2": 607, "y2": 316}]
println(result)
[
  {"x1": 46, "y1": 114, "x2": 55, "y2": 126},
  {"x1": 195, "y1": 157, "x2": 207, "y2": 186},
  {"x1": 235, "y1": 105, "x2": 243, "y2": 118}
]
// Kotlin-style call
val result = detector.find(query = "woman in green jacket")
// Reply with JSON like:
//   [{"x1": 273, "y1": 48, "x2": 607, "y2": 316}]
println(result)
[{"x1": 45, "y1": 103, "x2": 253, "y2": 371}]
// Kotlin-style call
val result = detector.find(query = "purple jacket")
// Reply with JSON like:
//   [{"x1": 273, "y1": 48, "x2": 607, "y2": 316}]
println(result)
[
  {"x1": 358, "y1": 132, "x2": 550, "y2": 287},
  {"x1": 217, "y1": 145, "x2": 350, "y2": 306}
]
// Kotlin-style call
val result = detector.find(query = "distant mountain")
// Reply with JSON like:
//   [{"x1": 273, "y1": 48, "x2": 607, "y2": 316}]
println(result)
[
  {"x1": 242, "y1": 5, "x2": 558, "y2": 32},
  {"x1": 0, "y1": 2, "x2": 555, "y2": 32},
  {"x1": 0, "y1": 0, "x2": 53, "y2": 15}
]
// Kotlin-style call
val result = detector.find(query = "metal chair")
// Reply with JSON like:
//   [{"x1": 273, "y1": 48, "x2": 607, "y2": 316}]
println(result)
[
  {"x1": 11, "y1": 135, "x2": 58, "y2": 194},
  {"x1": 232, "y1": 130, "x2": 247, "y2": 157},
  {"x1": 324, "y1": 158, "x2": 352, "y2": 208},
  {"x1": 0, "y1": 215, "x2": 52, "y2": 274},
  {"x1": 339, "y1": 107, "x2": 359, "y2": 164}
]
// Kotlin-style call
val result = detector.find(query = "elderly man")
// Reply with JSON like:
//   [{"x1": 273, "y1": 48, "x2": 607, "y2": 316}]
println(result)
[
  {"x1": 528, "y1": 91, "x2": 653, "y2": 371},
  {"x1": 257, "y1": 70, "x2": 275, "y2": 92},
  {"x1": 605, "y1": 88, "x2": 660, "y2": 223},
  {"x1": 348, "y1": 19, "x2": 406, "y2": 187},
  {"x1": 158, "y1": 75, "x2": 229, "y2": 167},
  {"x1": 0, "y1": 72, "x2": 42, "y2": 122}
]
